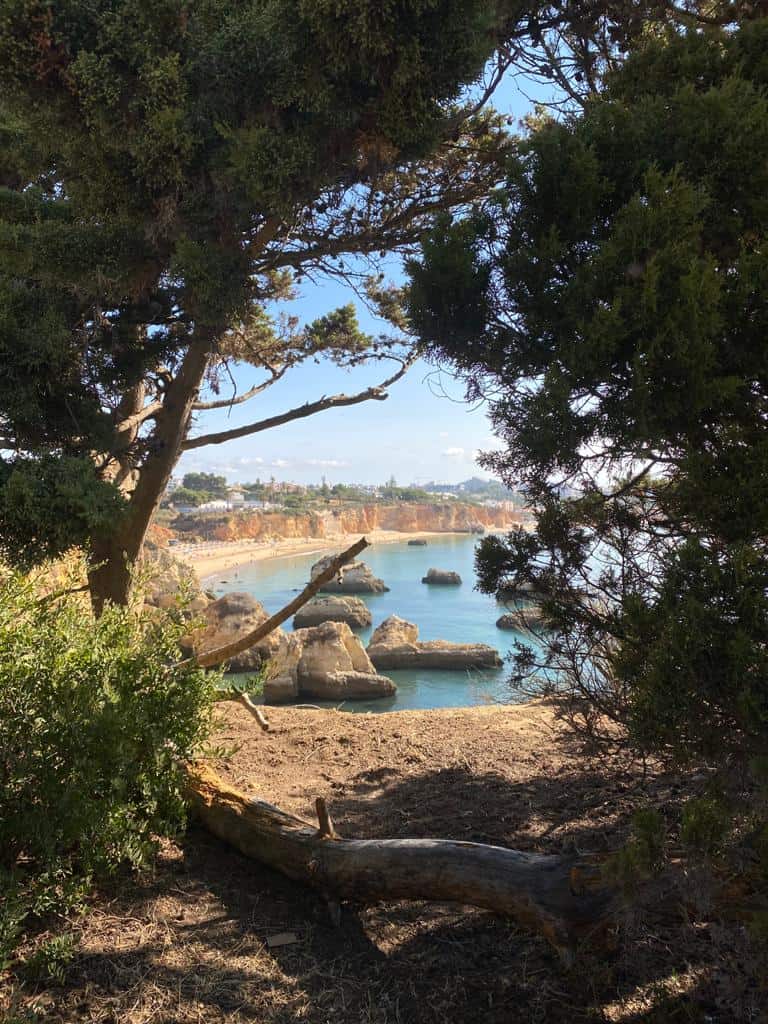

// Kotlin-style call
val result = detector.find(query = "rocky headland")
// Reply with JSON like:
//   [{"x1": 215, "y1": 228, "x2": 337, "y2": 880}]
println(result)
[{"x1": 173, "y1": 501, "x2": 521, "y2": 545}]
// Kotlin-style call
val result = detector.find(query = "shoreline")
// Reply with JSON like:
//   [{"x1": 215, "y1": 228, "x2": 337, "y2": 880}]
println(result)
[{"x1": 174, "y1": 528, "x2": 502, "y2": 584}]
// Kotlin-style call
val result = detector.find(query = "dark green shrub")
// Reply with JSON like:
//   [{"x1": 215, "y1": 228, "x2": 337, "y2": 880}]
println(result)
[
  {"x1": 606, "y1": 807, "x2": 667, "y2": 897},
  {"x1": 0, "y1": 566, "x2": 219, "y2": 966},
  {"x1": 680, "y1": 797, "x2": 731, "y2": 858}
]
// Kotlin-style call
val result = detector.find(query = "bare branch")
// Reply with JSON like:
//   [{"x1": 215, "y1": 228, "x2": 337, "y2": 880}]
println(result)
[
  {"x1": 180, "y1": 536, "x2": 369, "y2": 669},
  {"x1": 192, "y1": 372, "x2": 286, "y2": 411},
  {"x1": 183, "y1": 355, "x2": 413, "y2": 451},
  {"x1": 236, "y1": 693, "x2": 271, "y2": 731}
]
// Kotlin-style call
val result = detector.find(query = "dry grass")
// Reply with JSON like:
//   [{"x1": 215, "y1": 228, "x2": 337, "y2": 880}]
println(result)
[{"x1": 2, "y1": 701, "x2": 766, "y2": 1024}]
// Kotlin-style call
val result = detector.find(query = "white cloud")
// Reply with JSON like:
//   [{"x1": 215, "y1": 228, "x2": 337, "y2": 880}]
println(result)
[
  {"x1": 238, "y1": 456, "x2": 264, "y2": 466},
  {"x1": 442, "y1": 447, "x2": 465, "y2": 458},
  {"x1": 438, "y1": 431, "x2": 449, "y2": 439},
  {"x1": 305, "y1": 458, "x2": 350, "y2": 468}
]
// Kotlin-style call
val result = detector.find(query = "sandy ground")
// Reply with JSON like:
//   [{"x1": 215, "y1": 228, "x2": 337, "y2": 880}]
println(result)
[
  {"x1": 6, "y1": 701, "x2": 760, "y2": 1024},
  {"x1": 175, "y1": 529, "x2": 477, "y2": 584}
]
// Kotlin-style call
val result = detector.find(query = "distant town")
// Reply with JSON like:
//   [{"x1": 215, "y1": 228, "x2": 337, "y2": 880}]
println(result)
[{"x1": 161, "y1": 472, "x2": 527, "y2": 517}]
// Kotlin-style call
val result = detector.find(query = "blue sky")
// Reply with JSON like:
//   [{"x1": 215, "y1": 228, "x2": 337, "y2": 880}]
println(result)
[{"x1": 178, "y1": 73, "x2": 548, "y2": 488}]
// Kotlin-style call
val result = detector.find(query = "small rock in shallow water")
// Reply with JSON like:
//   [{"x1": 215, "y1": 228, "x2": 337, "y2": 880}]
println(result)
[{"x1": 421, "y1": 567, "x2": 462, "y2": 585}]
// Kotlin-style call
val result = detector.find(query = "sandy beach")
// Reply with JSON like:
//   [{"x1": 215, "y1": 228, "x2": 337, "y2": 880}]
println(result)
[{"x1": 174, "y1": 529, "x2": 481, "y2": 584}]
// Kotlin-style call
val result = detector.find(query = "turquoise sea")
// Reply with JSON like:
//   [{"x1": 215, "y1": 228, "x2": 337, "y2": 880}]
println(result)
[{"x1": 209, "y1": 534, "x2": 535, "y2": 712}]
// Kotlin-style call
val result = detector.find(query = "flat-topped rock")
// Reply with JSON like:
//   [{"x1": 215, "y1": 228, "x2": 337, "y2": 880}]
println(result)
[
  {"x1": 421, "y1": 568, "x2": 462, "y2": 585},
  {"x1": 293, "y1": 595, "x2": 372, "y2": 630},
  {"x1": 264, "y1": 620, "x2": 395, "y2": 703},
  {"x1": 367, "y1": 615, "x2": 501, "y2": 671},
  {"x1": 311, "y1": 554, "x2": 389, "y2": 594},
  {"x1": 407, "y1": 539, "x2": 428, "y2": 546},
  {"x1": 297, "y1": 670, "x2": 397, "y2": 701}
]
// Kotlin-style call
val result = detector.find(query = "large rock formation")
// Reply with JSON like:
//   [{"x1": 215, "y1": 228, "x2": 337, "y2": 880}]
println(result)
[
  {"x1": 143, "y1": 543, "x2": 209, "y2": 613},
  {"x1": 264, "y1": 621, "x2": 396, "y2": 703},
  {"x1": 367, "y1": 615, "x2": 502, "y2": 671},
  {"x1": 310, "y1": 554, "x2": 389, "y2": 594},
  {"x1": 421, "y1": 568, "x2": 462, "y2": 585},
  {"x1": 292, "y1": 595, "x2": 372, "y2": 630},
  {"x1": 188, "y1": 592, "x2": 285, "y2": 671},
  {"x1": 188, "y1": 597, "x2": 395, "y2": 702}
]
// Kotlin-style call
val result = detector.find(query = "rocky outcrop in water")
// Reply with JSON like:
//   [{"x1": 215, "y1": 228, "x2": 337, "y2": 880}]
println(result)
[
  {"x1": 407, "y1": 539, "x2": 428, "y2": 546},
  {"x1": 421, "y1": 568, "x2": 462, "y2": 585},
  {"x1": 310, "y1": 554, "x2": 388, "y2": 594},
  {"x1": 496, "y1": 607, "x2": 546, "y2": 631},
  {"x1": 265, "y1": 621, "x2": 396, "y2": 703},
  {"x1": 367, "y1": 615, "x2": 501, "y2": 671},
  {"x1": 187, "y1": 596, "x2": 394, "y2": 701},
  {"x1": 292, "y1": 595, "x2": 372, "y2": 630}
]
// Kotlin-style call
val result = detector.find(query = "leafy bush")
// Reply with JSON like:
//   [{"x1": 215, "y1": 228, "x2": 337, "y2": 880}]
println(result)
[{"x1": 0, "y1": 566, "x2": 219, "y2": 966}]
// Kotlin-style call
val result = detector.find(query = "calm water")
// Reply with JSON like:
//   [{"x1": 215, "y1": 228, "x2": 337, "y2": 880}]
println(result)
[{"x1": 209, "y1": 535, "x2": 534, "y2": 712}]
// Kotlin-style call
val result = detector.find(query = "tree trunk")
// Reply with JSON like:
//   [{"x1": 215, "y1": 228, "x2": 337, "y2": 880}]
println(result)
[
  {"x1": 89, "y1": 329, "x2": 217, "y2": 612},
  {"x1": 185, "y1": 762, "x2": 614, "y2": 959}
]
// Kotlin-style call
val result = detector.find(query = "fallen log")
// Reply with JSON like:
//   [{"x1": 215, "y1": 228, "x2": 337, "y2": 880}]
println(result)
[{"x1": 185, "y1": 762, "x2": 614, "y2": 959}]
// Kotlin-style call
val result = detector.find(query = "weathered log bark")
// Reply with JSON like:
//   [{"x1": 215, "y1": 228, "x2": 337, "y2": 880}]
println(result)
[{"x1": 185, "y1": 762, "x2": 614, "y2": 959}]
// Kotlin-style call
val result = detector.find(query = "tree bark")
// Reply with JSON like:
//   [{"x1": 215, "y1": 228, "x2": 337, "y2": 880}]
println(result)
[
  {"x1": 185, "y1": 762, "x2": 614, "y2": 959},
  {"x1": 89, "y1": 329, "x2": 218, "y2": 612}
]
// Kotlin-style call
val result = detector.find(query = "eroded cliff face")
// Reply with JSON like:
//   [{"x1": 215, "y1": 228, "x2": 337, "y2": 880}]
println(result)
[{"x1": 177, "y1": 503, "x2": 521, "y2": 543}]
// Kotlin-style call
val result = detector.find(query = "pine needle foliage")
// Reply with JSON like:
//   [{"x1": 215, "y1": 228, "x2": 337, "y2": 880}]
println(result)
[{"x1": 407, "y1": 20, "x2": 768, "y2": 772}]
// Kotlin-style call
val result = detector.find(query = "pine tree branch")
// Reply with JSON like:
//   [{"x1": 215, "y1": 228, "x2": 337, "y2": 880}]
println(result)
[
  {"x1": 192, "y1": 370, "x2": 286, "y2": 412},
  {"x1": 182, "y1": 356, "x2": 413, "y2": 451},
  {"x1": 114, "y1": 400, "x2": 164, "y2": 433}
]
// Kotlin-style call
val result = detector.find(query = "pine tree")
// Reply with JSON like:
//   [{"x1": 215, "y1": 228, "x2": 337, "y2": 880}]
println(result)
[{"x1": 407, "y1": 19, "x2": 768, "y2": 768}]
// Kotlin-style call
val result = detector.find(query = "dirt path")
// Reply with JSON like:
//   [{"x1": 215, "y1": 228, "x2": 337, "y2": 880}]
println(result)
[{"x1": 5, "y1": 703, "x2": 757, "y2": 1024}]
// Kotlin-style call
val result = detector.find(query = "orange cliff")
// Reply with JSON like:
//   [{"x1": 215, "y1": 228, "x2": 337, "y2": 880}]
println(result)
[{"x1": 176, "y1": 503, "x2": 523, "y2": 544}]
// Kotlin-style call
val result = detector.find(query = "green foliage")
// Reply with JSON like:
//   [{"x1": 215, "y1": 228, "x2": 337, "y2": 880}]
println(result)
[
  {"x1": 0, "y1": 0, "x2": 519, "y2": 570},
  {"x1": 0, "y1": 565, "x2": 219, "y2": 966},
  {"x1": 407, "y1": 20, "x2": 768, "y2": 773},
  {"x1": 0, "y1": 455, "x2": 127, "y2": 570},
  {"x1": 20, "y1": 932, "x2": 78, "y2": 985},
  {"x1": 680, "y1": 796, "x2": 731, "y2": 857},
  {"x1": 607, "y1": 807, "x2": 667, "y2": 896},
  {"x1": 181, "y1": 472, "x2": 227, "y2": 496},
  {"x1": 167, "y1": 486, "x2": 215, "y2": 507},
  {"x1": 303, "y1": 304, "x2": 372, "y2": 359}
]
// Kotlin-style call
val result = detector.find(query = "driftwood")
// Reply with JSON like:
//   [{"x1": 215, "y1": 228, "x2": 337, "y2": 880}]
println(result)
[{"x1": 185, "y1": 762, "x2": 614, "y2": 959}]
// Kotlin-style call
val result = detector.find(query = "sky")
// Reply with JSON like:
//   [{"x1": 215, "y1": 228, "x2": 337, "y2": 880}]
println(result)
[{"x1": 177, "y1": 73, "x2": 549, "y2": 489}]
